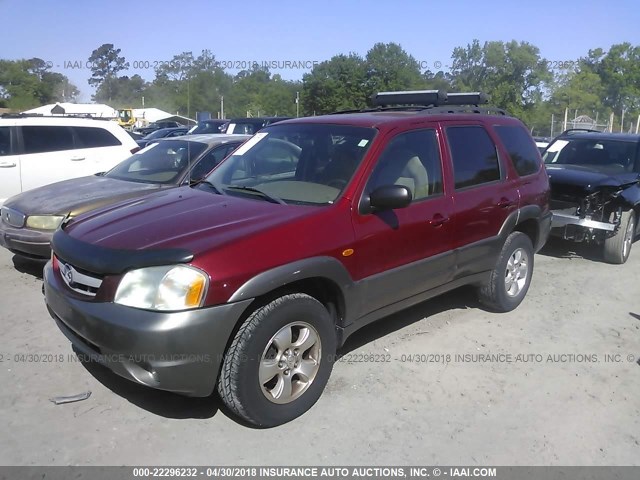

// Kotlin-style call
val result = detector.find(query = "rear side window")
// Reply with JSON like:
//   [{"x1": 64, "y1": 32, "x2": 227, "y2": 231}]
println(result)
[
  {"x1": 494, "y1": 125, "x2": 541, "y2": 176},
  {"x1": 446, "y1": 126, "x2": 500, "y2": 189},
  {"x1": 74, "y1": 126, "x2": 122, "y2": 148},
  {"x1": 0, "y1": 127, "x2": 11, "y2": 156},
  {"x1": 22, "y1": 126, "x2": 75, "y2": 154}
]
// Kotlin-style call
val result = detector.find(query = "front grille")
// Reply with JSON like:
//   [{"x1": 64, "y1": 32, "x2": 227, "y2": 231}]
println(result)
[
  {"x1": 1, "y1": 206, "x2": 25, "y2": 228},
  {"x1": 57, "y1": 258, "x2": 103, "y2": 297}
]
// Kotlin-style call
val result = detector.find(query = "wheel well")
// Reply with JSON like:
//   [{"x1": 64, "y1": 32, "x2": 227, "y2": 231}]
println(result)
[
  {"x1": 513, "y1": 218, "x2": 538, "y2": 247},
  {"x1": 244, "y1": 277, "x2": 345, "y2": 327}
]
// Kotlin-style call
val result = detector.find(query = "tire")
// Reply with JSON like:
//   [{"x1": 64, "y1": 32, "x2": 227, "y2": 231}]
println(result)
[
  {"x1": 477, "y1": 231, "x2": 534, "y2": 312},
  {"x1": 603, "y1": 210, "x2": 635, "y2": 264},
  {"x1": 217, "y1": 293, "x2": 336, "y2": 427}
]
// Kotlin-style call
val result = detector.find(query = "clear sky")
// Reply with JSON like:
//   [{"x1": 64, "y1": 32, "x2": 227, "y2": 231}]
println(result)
[{"x1": 2, "y1": 0, "x2": 639, "y2": 102}]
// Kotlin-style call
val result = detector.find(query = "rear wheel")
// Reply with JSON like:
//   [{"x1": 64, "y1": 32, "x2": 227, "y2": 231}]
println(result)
[
  {"x1": 217, "y1": 293, "x2": 335, "y2": 427},
  {"x1": 603, "y1": 210, "x2": 635, "y2": 264},
  {"x1": 478, "y1": 231, "x2": 534, "y2": 312}
]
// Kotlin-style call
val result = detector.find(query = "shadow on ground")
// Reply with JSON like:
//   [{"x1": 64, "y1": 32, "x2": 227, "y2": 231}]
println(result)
[
  {"x1": 12, "y1": 255, "x2": 45, "y2": 279},
  {"x1": 538, "y1": 237, "x2": 603, "y2": 262},
  {"x1": 339, "y1": 285, "x2": 481, "y2": 355},
  {"x1": 72, "y1": 285, "x2": 483, "y2": 423},
  {"x1": 76, "y1": 351, "x2": 220, "y2": 420}
]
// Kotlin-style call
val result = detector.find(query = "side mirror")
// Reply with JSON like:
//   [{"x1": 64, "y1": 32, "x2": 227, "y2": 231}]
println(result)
[{"x1": 369, "y1": 185, "x2": 412, "y2": 211}]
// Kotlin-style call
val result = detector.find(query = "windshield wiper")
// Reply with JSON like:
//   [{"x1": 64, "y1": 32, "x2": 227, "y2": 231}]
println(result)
[
  {"x1": 225, "y1": 185, "x2": 286, "y2": 204},
  {"x1": 191, "y1": 179, "x2": 224, "y2": 195}
]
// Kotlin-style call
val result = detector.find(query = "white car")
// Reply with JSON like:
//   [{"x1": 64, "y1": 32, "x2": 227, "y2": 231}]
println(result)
[{"x1": 0, "y1": 115, "x2": 139, "y2": 204}]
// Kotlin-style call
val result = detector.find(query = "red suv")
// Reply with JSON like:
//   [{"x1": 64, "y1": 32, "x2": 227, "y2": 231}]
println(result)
[{"x1": 44, "y1": 91, "x2": 551, "y2": 427}]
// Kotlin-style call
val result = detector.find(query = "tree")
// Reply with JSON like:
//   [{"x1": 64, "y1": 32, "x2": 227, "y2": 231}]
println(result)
[
  {"x1": 88, "y1": 43, "x2": 129, "y2": 102},
  {"x1": 301, "y1": 53, "x2": 367, "y2": 115},
  {"x1": 582, "y1": 43, "x2": 640, "y2": 114},
  {"x1": 364, "y1": 42, "x2": 424, "y2": 96},
  {"x1": 0, "y1": 58, "x2": 79, "y2": 109},
  {"x1": 449, "y1": 40, "x2": 552, "y2": 122}
]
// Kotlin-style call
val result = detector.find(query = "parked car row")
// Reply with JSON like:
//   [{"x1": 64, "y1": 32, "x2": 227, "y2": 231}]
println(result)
[
  {"x1": 134, "y1": 117, "x2": 291, "y2": 138},
  {"x1": 0, "y1": 92, "x2": 637, "y2": 429},
  {"x1": 0, "y1": 114, "x2": 139, "y2": 204},
  {"x1": 0, "y1": 134, "x2": 249, "y2": 259}
]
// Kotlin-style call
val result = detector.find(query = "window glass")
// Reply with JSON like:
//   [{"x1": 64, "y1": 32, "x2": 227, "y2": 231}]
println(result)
[
  {"x1": 367, "y1": 129, "x2": 443, "y2": 200},
  {"x1": 494, "y1": 125, "x2": 541, "y2": 176},
  {"x1": 205, "y1": 124, "x2": 376, "y2": 205},
  {"x1": 22, "y1": 126, "x2": 75, "y2": 154},
  {"x1": 189, "y1": 143, "x2": 237, "y2": 181},
  {"x1": 447, "y1": 126, "x2": 500, "y2": 189},
  {"x1": 0, "y1": 127, "x2": 11, "y2": 156},
  {"x1": 106, "y1": 140, "x2": 207, "y2": 184},
  {"x1": 74, "y1": 126, "x2": 121, "y2": 148},
  {"x1": 543, "y1": 137, "x2": 638, "y2": 173}
]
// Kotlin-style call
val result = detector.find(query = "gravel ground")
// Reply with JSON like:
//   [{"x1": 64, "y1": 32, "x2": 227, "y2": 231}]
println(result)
[{"x1": 0, "y1": 239, "x2": 638, "y2": 466}]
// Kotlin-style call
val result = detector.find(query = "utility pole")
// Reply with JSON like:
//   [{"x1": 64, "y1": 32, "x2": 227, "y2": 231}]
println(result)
[
  {"x1": 295, "y1": 91, "x2": 300, "y2": 118},
  {"x1": 220, "y1": 96, "x2": 224, "y2": 119},
  {"x1": 636, "y1": 114, "x2": 640, "y2": 134},
  {"x1": 620, "y1": 105, "x2": 625, "y2": 133}
]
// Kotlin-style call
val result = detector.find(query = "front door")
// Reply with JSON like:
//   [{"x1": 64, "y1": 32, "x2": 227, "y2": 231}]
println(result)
[{"x1": 351, "y1": 127, "x2": 455, "y2": 317}]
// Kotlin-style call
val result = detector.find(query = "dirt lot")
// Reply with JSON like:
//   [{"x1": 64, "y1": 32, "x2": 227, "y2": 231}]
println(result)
[{"x1": 0, "y1": 240, "x2": 638, "y2": 466}]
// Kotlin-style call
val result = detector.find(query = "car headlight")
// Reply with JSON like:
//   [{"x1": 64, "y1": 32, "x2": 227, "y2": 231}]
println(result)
[
  {"x1": 25, "y1": 215, "x2": 65, "y2": 230},
  {"x1": 114, "y1": 265, "x2": 208, "y2": 311}
]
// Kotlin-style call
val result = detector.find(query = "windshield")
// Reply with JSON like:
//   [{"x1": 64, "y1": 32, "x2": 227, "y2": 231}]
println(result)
[
  {"x1": 543, "y1": 137, "x2": 638, "y2": 173},
  {"x1": 203, "y1": 123, "x2": 376, "y2": 205},
  {"x1": 106, "y1": 140, "x2": 208, "y2": 184}
]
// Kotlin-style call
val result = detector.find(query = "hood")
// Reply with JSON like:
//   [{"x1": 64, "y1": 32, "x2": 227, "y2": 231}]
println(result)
[
  {"x1": 63, "y1": 186, "x2": 317, "y2": 256},
  {"x1": 546, "y1": 165, "x2": 640, "y2": 195},
  {"x1": 4, "y1": 176, "x2": 164, "y2": 216}
]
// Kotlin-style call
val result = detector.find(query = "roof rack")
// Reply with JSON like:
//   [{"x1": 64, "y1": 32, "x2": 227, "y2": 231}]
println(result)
[
  {"x1": 330, "y1": 90, "x2": 506, "y2": 116},
  {"x1": 371, "y1": 90, "x2": 489, "y2": 108},
  {"x1": 1, "y1": 112, "x2": 112, "y2": 120},
  {"x1": 372, "y1": 90, "x2": 447, "y2": 107}
]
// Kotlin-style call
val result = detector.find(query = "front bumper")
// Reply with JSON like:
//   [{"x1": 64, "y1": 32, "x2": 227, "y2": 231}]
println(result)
[
  {"x1": 43, "y1": 261, "x2": 253, "y2": 397},
  {"x1": 0, "y1": 223, "x2": 52, "y2": 259},
  {"x1": 551, "y1": 210, "x2": 616, "y2": 232}
]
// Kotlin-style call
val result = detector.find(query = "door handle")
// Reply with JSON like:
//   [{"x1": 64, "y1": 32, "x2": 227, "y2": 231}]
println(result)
[
  {"x1": 430, "y1": 213, "x2": 450, "y2": 227},
  {"x1": 70, "y1": 156, "x2": 86, "y2": 161},
  {"x1": 0, "y1": 161, "x2": 17, "y2": 168},
  {"x1": 498, "y1": 198, "x2": 515, "y2": 208}
]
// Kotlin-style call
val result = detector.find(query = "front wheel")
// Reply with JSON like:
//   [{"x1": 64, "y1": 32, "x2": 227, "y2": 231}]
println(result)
[
  {"x1": 217, "y1": 293, "x2": 336, "y2": 427},
  {"x1": 603, "y1": 210, "x2": 635, "y2": 264},
  {"x1": 477, "y1": 231, "x2": 534, "y2": 312}
]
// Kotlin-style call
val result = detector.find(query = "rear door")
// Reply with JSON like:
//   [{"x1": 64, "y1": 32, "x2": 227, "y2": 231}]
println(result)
[
  {"x1": 19, "y1": 125, "x2": 80, "y2": 192},
  {"x1": 72, "y1": 125, "x2": 130, "y2": 174},
  {"x1": 442, "y1": 123, "x2": 519, "y2": 278},
  {"x1": 351, "y1": 126, "x2": 455, "y2": 316}
]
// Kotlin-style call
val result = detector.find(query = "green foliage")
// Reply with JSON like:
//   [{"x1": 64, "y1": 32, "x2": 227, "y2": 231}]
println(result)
[
  {"x1": 301, "y1": 53, "x2": 368, "y2": 114},
  {"x1": 0, "y1": 58, "x2": 79, "y2": 109},
  {"x1": 3, "y1": 40, "x2": 640, "y2": 135},
  {"x1": 88, "y1": 43, "x2": 129, "y2": 102}
]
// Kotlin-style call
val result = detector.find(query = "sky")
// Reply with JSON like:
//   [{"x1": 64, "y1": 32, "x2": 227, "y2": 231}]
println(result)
[{"x1": 1, "y1": 0, "x2": 639, "y2": 102}]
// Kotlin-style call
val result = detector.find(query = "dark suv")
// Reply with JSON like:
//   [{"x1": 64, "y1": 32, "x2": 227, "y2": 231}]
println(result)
[
  {"x1": 544, "y1": 129, "x2": 640, "y2": 263},
  {"x1": 43, "y1": 91, "x2": 551, "y2": 427}
]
